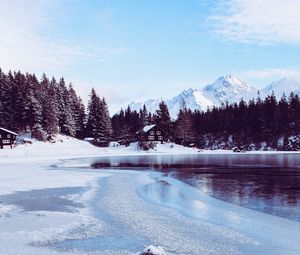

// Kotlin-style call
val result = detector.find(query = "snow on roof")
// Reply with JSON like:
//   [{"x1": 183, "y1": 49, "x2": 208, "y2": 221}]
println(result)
[
  {"x1": 0, "y1": 127, "x2": 18, "y2": 136},
  {"x1": 84, "y1": 137, "x2": 95, "y2": 141},
  {"x1": 143, "y1": 124, "x2": 156, "y2": 133}
]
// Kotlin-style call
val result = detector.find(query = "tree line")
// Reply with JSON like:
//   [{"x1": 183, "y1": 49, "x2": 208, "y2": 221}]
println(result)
[
  {"x1": 112, "y1": 94, "x2": 300, "y2": 150},
  {"x1": 192, "y1": 93, "x2": 300, "y2": 150},
  {"x1": 0, "y1": 68, "x2": 111, "y2": 145},
  {"x1": 1, "y1": 68, "x2": 300, "y2": 150}
]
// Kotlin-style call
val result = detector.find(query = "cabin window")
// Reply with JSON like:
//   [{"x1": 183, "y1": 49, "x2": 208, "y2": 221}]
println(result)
[
  {"x1": 7, "y1": 134, "x2": 11, "y2": 138},
  {"x1": 2, "y1": 140, "x2": 10, "y2": 144},
  {"x1": 158, "y1": 136, "x2": 163, "y2": 140},
  {"x1": 156, "y1": 131, "x2": 161, "y2": 135},
  {"x1": 148, "y1": 136, "x2": 155, "y2": 140},
  {"x1": 150, "y1": 131, "x2": 155, "y2": 135}
]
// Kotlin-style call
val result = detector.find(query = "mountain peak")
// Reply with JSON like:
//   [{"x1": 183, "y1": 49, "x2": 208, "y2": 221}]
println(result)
[
  {"x1": 219, "y1": 75, "x2": 242, "y2": 84},
  {"x1": 202, "y1": 75, "x2": 255, "y2": 105},
  {"x1": 207, "y1": 75, "x2": 251, "y2": 91}
]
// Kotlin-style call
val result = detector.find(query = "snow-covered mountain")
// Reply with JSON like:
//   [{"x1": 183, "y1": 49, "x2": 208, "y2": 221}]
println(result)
[
  {"x1": 128, "y1": 75, "x2": 300, "y2": 118},
  {"x1": 259, "y1": 77, "x2": 300, "y2": 99},
  {"x1": 202, "y1": 75, "x2": 257, "y2": 105}
]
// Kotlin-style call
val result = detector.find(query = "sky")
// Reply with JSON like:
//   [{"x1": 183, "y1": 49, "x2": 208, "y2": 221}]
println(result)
[{"x1": 1, "y1": 0, "x2": 300, "y2": 112}]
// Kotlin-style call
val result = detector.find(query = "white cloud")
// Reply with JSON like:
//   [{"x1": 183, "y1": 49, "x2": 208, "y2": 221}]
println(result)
[
  {"x1": 209, "y1": 0, "x2": 300, "y2": 44},
  {"x1": 0, "y1": 0, "x2": 128, "y2": 74},
  {"x1": 241, "y1": 67, "x2": 300, "y2": 80}
]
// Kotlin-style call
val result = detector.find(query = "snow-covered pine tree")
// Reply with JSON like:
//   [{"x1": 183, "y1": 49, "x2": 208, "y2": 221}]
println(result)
[
  {"x1": 26, "y1": 74, "x2": 44, "y2": 140},
  {"x1": 68, "y1": 84, "x2": 86, "y2": 138},
  {"x1": 86, "y1": 88, "x2": 99, "y2": 138},
  {"x1": 75, "y1": 97, "x2": 86, "y2": 138},
  {"x1": 5, "y1": 71, "x2": 17, "y2": 129},
  {"x1": 62, "y1": 103, "x2": 76, "y2": 137},
  {"x1": 13, "y1": 71, "x2": 28, "y2": 131},
  {"x1": 86, "y1": 89, "x2": 112, "y2": 146},
  {"x1": 40, "y1": 74, "x2": 59, "y2": 136},
  {"x1": 99, "y1": 97, "x2": 112, "y2": 145},
  {"x1": 0, "y1": 69, "x2": 11, "y2": 127},
  {"x1": 53, "y1": 77, "x2": 76, "y2": 136},
  {"x1": 62, "y1": 85, "x2": 76, "y2": 137},
  {"x1": 55, "y1": 77, "x2": 67, "y2": 133}
]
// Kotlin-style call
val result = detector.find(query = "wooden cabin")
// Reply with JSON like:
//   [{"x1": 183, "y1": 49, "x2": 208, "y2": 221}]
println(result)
[
  {"x1": 0, "y1": 127, "x2": 18, "y2": 149},
  {"x1": 137, "y1": 124, "x2": 165, "y2": 144}
]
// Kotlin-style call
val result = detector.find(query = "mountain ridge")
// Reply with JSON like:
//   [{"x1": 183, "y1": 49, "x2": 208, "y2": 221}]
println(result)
[{"x1": 128, "y1": 75, "x2": 300, "y2": 118}]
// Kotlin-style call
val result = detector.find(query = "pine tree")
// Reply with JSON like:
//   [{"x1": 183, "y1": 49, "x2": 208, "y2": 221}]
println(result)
[
  {"x1": 75, "y1": 98, "x2": 86, "y2": 138},
  {"x1": 28, "y1": 91, "x2": 44, "y2": 138},
  {"x1": 277, "y1": 94, "x2": 289, "y2": 135},
  {"x1": 123, "y1": 106, "x2": 136, "y2": 142},
  {"x1": 154, "y1": 101, "x2": 173, "y2": 140},
  {"x1": 86, "y1": 89, "x2": 112, "y2": 146},
  {"x1": 25, "y1": 73, "x2": 44, "y2": 139},
  {"x1": 111, "y1": 108, "x2": 125, "y2": 141},
  {"x1": 111, "y1": 108, "x2": 134, "y2": 144},
  {"x1": 86, "y1": 88, "x2": 100, "y2": 138},
  {"x1": 55, "y1": 77, "x2": 67, "y2": 133},
  {"x1": 53, "y1": 78, "x2": 76, "y2": 136},
  {"x1": 40, "y1": 74, "x2": 59, "y2": 135},
  {"x1": 63, "y1": 92, "x2": 76, "y2": 137},
  {"x1": 0, "y1": 69, "x2": 11, "y2": 127},
  {"x1": 68, "y1": 84, "x2": 85, "y2": 138},
  {"x1": 140, "y1": 104, "x2": 149, "y2": 126},
  {"x1": 289, "y1": 92, "x2": 300, "y2": 134},
  {"x1": 5, "y1": 71, "x2": 17, "y2": 129},
  {"x1": 99, "y1": 97, "x2": 112, "y2": 145},
  {"x1": 13, "y1": 71, "x2": 28, "y2": 131},
  {"x1": 175, "y1": 108, "x2": 195, "y2": 146},
  {"x1": 261, "y1": 93, "x2": 278, "y2": 142}
]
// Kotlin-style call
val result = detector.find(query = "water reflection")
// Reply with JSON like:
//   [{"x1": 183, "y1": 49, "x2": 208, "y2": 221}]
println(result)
[
  {"x1": 173, "y1": 167, "x2": 300, "y2": 221},
  {"x1": 90, "y1": 153, "x2": 300, "y2": 221}
]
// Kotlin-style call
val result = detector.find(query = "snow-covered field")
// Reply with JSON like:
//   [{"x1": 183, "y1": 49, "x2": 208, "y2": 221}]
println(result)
[{"x1": 0, "y1": 136, "x2": 300, "y2": 254}]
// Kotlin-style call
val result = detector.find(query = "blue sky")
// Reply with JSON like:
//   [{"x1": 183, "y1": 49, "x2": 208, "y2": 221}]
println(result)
[{"x1": 1, "y1": 0, "x2": 300, "y2": 112}]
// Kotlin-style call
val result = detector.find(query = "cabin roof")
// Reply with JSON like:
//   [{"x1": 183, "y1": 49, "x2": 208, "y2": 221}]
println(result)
[
  {"x1": 142, "y1": 124, "x2": 156, "y2": 133},
  {"x1": 0, "y1": 127, "x2": 18, "y2": 136}
]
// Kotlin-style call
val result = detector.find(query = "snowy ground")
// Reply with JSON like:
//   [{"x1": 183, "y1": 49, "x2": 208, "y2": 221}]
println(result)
[{"x1": 0, "y1": 136, "x2": 300, "y2": 254}]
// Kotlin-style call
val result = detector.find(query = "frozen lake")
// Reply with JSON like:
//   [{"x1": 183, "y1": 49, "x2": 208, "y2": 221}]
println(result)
[
  {"x1": 50, "y1": 153, "x2": 300, "y2": 254},
  {"x1": 89, "y1": 153, "x2": 300, "y2": 221},
  {"x1": 2, "y1": 152, "x2": 299, "y2": 255}
]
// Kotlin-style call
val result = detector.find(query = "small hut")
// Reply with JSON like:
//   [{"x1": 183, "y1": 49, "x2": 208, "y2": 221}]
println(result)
[
  {"x1": 0, "y1": 127, "x2": 18, "y2": 149},
  {"x1": 137, "y1": 124, "x2": 165, "y2": 144}
]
